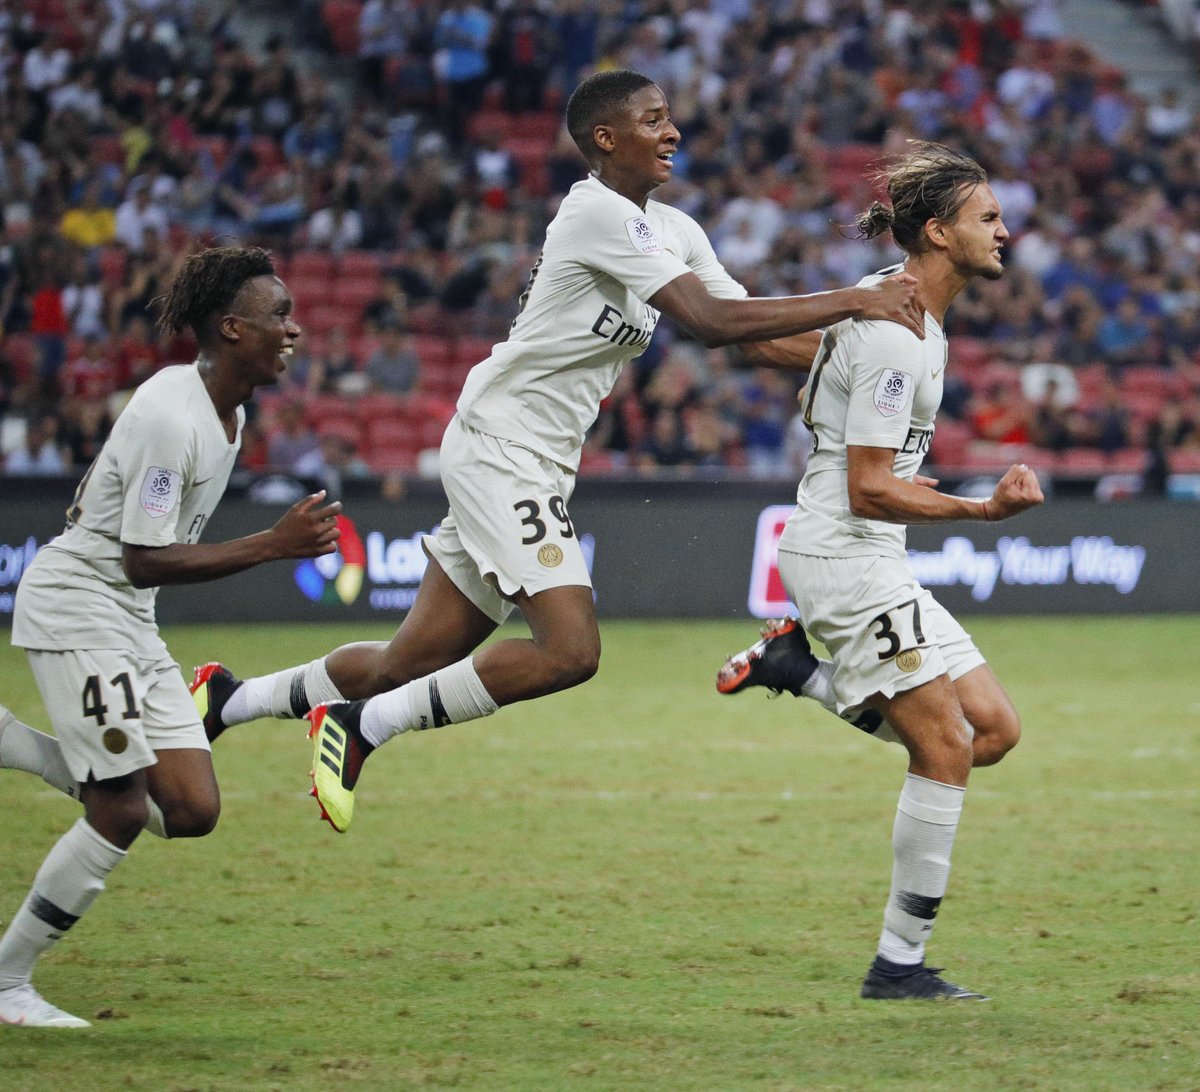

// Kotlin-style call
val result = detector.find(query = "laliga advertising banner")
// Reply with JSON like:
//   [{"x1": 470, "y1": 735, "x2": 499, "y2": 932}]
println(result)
[{"x1": 1, "y1": 482, "x2": 1197, "y2": 621}]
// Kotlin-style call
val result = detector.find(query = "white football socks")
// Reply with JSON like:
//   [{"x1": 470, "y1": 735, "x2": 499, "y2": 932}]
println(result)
[
  {"x1": 0, "y1": 710, "x2": 170, "y2": 838},
  {"x1": 876, "y1": 773, "x2": 965, "y2": 967},
  {"x1": 359, "y1": 658, "x2": 498, "y2": 748},
  {"x1": 222, "y1": 657, "x2": 346, "y2": 725},
  {"x1": 0, "y1": 819, "x2": 126, "y2": 990},
  {"x1": 0, "y1": 710, "x2": 76, "y2": 799}
]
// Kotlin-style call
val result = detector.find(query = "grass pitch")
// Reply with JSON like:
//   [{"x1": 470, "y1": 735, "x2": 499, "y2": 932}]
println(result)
[{"x1": 1, "y1": 617, "x2": 1197, "y2": 1090}]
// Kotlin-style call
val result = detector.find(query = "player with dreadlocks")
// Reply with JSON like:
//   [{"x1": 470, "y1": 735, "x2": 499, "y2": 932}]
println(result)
[{"x1": 0, "y1": 245, "x2": 341, "y2": 1027}]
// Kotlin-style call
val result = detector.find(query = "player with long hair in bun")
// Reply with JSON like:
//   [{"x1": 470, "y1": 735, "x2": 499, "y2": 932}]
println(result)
[
  {"x1": 717, "y1": 143, "x2": 1043, "y2": 1000},
  {"x1": 0, "y1": 246, "x2": 341, "y2": 1027}
]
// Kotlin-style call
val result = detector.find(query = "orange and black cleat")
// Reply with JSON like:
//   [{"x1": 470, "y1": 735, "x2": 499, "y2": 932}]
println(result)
[{"x1": 716, "y1": 616, "x2": 818, "y2": 697}]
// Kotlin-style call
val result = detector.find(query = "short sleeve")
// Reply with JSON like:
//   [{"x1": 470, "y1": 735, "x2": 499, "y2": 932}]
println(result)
[
  {"x1": 844, "y1": 322, "x2": 925, "y2": 450},
  {"x1": 116, "y1": 404, "x2": 197, "y2": 547},
  {"x1": 673, "y1": 212, "x2": 748, "y2": 301},
  {"x1": 564, "y1": 193, "x2": 694, "y2": 302}
]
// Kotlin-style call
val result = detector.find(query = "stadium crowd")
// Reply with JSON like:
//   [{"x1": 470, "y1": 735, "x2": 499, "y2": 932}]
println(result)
[{"x1": 3, "y1": 0, "x2": 1200, "y2": 488}]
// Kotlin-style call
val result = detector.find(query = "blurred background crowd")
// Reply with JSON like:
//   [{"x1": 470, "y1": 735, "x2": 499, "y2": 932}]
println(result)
[{"x1": 4, "y1": 0, "x2": 1200, "y2": 494}]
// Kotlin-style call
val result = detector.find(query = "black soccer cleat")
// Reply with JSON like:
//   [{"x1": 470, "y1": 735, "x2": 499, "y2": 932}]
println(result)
[
  {"x1": 716, "y1": 617, "x2": 819, "y2": 697},
  {"x1": 860, "y1": 958, "x2": 989, "y2": 1001},
  {"x1": 189, "y1": 662, "x2": 243, "y2": 743}
]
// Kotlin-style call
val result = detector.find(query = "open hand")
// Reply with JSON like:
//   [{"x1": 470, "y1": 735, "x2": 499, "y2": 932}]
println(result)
[{"x1": 271, "y1": 491, "x2": 343, "y2": 557}]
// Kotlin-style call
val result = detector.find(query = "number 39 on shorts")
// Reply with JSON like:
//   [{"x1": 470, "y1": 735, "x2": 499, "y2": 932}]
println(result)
[
  {"x1": 512, "y1": 494, "x2": 575, "y2": 545},
  {"x1": 870, "y1": 597, "x2": 927, "y2": 662}
]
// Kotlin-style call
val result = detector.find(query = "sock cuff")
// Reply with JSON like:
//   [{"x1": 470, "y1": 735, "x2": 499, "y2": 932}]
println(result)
[
  {"x1": 303, "y1": 657, "x2": 347, "y2": 708},
  {"x1": 898, "y1": 773, "x2": 965, "y2": 825},
  {"x1": 454, "y1": 657, "x2": 499, "y2": 716},
  {"x1": 75, "y1": 818, "x2": 128, "y2": 870}
]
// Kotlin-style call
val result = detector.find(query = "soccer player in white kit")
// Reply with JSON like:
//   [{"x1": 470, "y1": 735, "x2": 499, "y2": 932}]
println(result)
[
  {"x1": 189, "y1": 70, "x2": 925, "y2": 833},
  {"x1": 0, "y1": 246, "x2": 341, "y2": 1027},
  {"x1": 716, "y1": 144, "x2": 1044, "y2": 999}
]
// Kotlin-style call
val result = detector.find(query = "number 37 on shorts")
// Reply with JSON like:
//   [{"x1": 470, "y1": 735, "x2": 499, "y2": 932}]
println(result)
[{"x1": 870, "y1": 597, "x2": 928, "y2": 671}]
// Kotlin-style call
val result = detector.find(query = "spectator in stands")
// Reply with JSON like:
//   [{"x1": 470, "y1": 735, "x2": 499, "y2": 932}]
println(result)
[
  {"x1": 433, "y1": 1, "x2": 494, "y2": 139},
  {"x1": 307, "y1": 327, "x2": 360, "y2": 395},
  {"x1": 362, "y1": 274, "x2": 409, "y2": 334},
  {"x1": 59, "y1": 180, "x2": 117, "y2": 251},
  {"x1": 491, "y1": 0, "x2": 556, "y2": 113},
  {"x1": 637, "y1": 407, "x2": 695, "y2": 469},
  {"x1": 295, "y1": 432, "x2": 371, "y2": 497},
  {"x1": 1078, "y1": 374, "x2": 1131, "y2": 452},
  {"x1": 114, "y1": 178, "x2": 169, "y2": 253},
  {"x1": 357, "y1": 0, "x2": 415, "y2": 102},
  {"x1": 63, "y1": 399, "x2": 111, "y2": 471},
  {"x1": 364, "y1": 319, "x2": 420, "y2": 394},
  {"x1": 61, "y1": 253, "x2": 107, "y2": 340},
  {"x1": 1029, "y1": 377, "x2": 1076, "y2": 452},
  {"x1": 1097, "y1": 295, "x2": 1152, "y2": 369},
  {"x1": 266, "y1": 399, "x2": 321, "y2": 474},
  {"x1": 4, "y1": 412, "x2": 67, "y2": 476},
  {"x1": 306, "y1": 190, "x2": 363, "y2": 254},
  {"x1": 971, "y1": 381, "x2": 1033, "y2": 445},
  {"x1": 59, "y1": 334, "x2": 119, "y2": 425},
  {"x1": 113, "y1": 314, "x2": 162, "y2": 391}
]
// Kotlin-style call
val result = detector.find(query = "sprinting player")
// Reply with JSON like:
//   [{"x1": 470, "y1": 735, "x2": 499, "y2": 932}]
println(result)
[
  {"x1": 716, "y1": 143, "x2": 1043, "y2": 1000},
  {"x1": 191, "y1": 69, "x2": 925, "y2": 834},
  {"x1": 0, "y1": 246, "x2": 341, "y2": 1028}
]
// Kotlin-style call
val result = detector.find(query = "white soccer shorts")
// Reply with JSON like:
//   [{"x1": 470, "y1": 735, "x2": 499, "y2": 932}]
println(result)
[
  {"x1": 25, "y1": 648, "x2": 209, "y2": 782},
  {"x1": 424, "y1": 416, "x2": 593, "y2": 624},
  {"x1": 777, "y1": 551, "x2": 986, "y2": 715}
]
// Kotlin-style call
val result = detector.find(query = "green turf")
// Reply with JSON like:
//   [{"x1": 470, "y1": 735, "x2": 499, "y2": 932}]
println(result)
[{"x1": 1, "y1": 617, "x2": 1197, "y2": 1090}]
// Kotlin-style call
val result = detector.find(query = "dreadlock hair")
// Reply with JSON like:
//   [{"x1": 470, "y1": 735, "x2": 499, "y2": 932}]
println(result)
[
  {"x1": 566, "y1": 69, "x2": 656, "y2": 161},
  {"x1": 856, "y1": 142, "x2": 988, "y2": 255},
  {"x1": 154, "y1": 245, "x2": 276, "y2": 345}
]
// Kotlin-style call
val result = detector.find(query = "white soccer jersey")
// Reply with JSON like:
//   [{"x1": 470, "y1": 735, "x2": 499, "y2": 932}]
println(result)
[
  {"x1": 777, "y1": 266, "x2": 947, "y2": 561},
  {"x1": 12, "y1": 363, "x2": 243, "y2": 653},
  {"x1": 456, "y1": 174, "x2": 746, "y2": 469}
]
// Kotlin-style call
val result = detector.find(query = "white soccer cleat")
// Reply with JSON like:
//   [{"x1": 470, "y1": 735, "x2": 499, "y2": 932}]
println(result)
[{"x1": 0, "y1": 983, "x2": 91, "y2": 1028}]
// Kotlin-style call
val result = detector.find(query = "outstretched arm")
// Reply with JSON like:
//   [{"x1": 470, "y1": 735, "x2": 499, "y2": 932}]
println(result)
[
  {"x1": 648, "y1": 271, "x2": 924, "y2": 348},
  {"x1": 122, "y1": 491, "x2": 342, "y2": 588}
]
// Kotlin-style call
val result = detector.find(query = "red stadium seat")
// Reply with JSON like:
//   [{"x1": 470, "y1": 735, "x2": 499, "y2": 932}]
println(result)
[
  {"x1": 1168, "y1": 449, "x2": 1200, "y2": 473},
  {"x1": 2, "y1": 333, "x2": 39, "y2": 382},
  {"x1": 504, "y1": 137, "x2": 554, "y2": 197},
  {"x1": 1109, "y1": 448, "x2": 1148, "y2": 473},
  {"x1": 337, "y1": 251, "x2": 385, "y2": 279},
  {"x1": 1055, "y1": 448, "x2": 1112, "y2": 475},
  {"x1": 411, "y1": 335, "x2": 453, "y2": 367},
  {"x1": 368, "y1": 443, "x2": 418, "y2": 472},
  {"x1": 366, "y1": 416, "x2": 414, "y2": 448},
  {"x1": 467, "y1": 110, "x2": 515, "y2": 144},
  {"x1": 510, "y1": 112, "x2": 562, "y2": 141},
  {"x1": 289, "y1": 252, "x2": 336, "y2": 280}
]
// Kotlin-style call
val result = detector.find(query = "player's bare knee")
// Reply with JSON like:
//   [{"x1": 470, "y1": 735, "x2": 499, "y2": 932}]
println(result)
[
  {"x1": 548, "y1": 641, "x2": 601, "y2": 690},
  {"x1": 163, "y1": 796, "x2": 221, "y2": 838},
  {"x1": 974, "y1": 707, "x2": 1021, "y2": 766},
  {"x1": 88, "y1": 794, "x2": 150, "y2": 845},
  {"x1": 906, "y1": 717, "x2": 973, "y2": 782}
]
